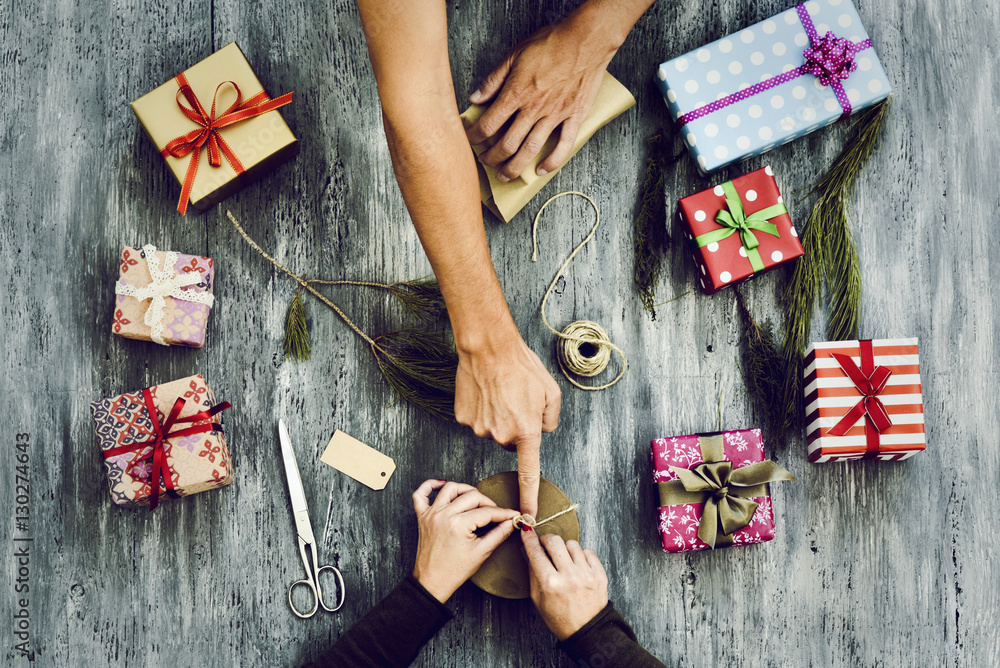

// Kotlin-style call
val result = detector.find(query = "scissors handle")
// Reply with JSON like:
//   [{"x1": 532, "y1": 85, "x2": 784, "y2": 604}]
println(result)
[
  {"x1": 288, "y1": 538, "x2": 345, "y2": 618},
  {"x1": 288, "y1": 578, "x2": 320, "y2": 619},
  {"x1": 316, "y1": 565, "x2": 346, "y2": 613}
]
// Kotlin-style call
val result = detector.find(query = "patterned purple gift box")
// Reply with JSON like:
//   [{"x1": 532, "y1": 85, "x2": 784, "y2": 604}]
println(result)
[{"x1": 112, "y1": 244, "x2": 215, "y2": 347}]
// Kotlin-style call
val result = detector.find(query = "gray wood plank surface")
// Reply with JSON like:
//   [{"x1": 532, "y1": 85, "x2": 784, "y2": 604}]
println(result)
[{"x1": 2, "y1": 0, "x2": 998, "y2": 666}]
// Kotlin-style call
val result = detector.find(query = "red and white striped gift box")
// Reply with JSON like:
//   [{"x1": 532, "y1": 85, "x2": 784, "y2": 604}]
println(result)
[{"x1": 804, "y1": 338, "x2": 925, "y2": 463}]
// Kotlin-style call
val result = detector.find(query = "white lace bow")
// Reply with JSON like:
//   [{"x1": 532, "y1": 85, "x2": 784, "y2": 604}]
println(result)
[{"x1": 115, "y1": 244, "x2": 215, "y2": 345}]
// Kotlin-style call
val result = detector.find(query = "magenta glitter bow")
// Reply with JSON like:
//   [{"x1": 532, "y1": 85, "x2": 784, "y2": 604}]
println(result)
[{"x1": 803, "y1": 32, "x2": 859, "y2": 86}]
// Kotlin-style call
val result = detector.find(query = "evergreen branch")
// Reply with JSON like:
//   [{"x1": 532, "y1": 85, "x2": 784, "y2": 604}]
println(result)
[
  {"x1": 633, "y1": 132, "x2": 680, "y2": 319},
  {"x1": 822, "y1": 193, "x2": 863, "y2": 340},
  {"x1": 806, "y1": 99, "x2": 892, "y2": 201},
  {"x1": 226, "y1": 210, "x2": 457, "y2": 421},
  {"x1": 780, "y1": 198, "x2": 824, "y2": 429},
  {"x1": 305, "y1": 277, "x2": 447, "y2": 322},
  {"x1": 372, "y1": 329, "x2": 458, "y2": 421},
  {"x1": 283, "y1": 287, "x2": 312, "y2": 361},
  {"x1": 388, "y1": 278, "x2": 447, "y2": 322},
  {"x1": 735, "y1": 287, "x2": 787, "y2": 440},
  {"x1": 777, "y1": 98, "x2": 890, "y2": 430}
]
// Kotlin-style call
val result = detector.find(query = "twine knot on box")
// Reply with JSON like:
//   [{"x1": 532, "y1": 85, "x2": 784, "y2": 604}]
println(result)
[{"x1": 512, "y1": 503, "x2": 580, "y2": 531}]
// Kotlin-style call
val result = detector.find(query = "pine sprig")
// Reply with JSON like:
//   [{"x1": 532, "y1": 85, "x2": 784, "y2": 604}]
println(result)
[
  {"x1": 780, "y1": 200, "x2": 824, "y2": 428},
  {"x1": 634, "y1": 132, "x2": 680, "y2": 319},
  {"x1": 735, "y1": 287, "x2": 788, "y2": 439},
  {"x1": 822, "y1": 193, "x2": 863, "y2": 341},
  {"x1": 225, "y1": 210, "x2": 458, "y2": 421},
  {"x1": 305, "y1": 278, "x2": 446, "y2": 322},
  {"x1": 387, "y1": 278, "x2": 447, "y2": 322},
  {"x1": 779, "y1": 98, "x2": 891, "y2": 427},
  {"x1": 372, "y1": 329, "x2": 458, "y2": 421},
  {"x1": 283, "y1": 287, "x2": 312, "y2": 361}
]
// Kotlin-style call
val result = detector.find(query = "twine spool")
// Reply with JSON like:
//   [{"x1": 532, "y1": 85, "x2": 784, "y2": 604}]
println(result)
[{"x1": 532, "y1": 192, "x2": 626, "y2": 391}]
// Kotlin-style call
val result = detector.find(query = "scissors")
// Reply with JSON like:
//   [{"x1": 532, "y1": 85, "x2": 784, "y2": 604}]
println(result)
[{"x1": 279, "y1": 419, "x2": 345, "y2": 618}]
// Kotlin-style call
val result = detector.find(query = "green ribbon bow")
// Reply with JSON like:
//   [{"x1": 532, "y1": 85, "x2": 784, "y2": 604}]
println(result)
[
  {"x1": 657, "y1": 434, "x2": 795, "y2": 549},
  {"x1": 694, "y1": 180, "x2": 787, "y2": 274}
]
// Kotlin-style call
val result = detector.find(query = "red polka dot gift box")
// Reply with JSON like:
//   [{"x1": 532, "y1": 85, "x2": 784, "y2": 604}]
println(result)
[
  {"x1": 678, "y1": 165, "x2": 802, "y2": 294},
  {"x1": 650, "y1": 429, "x2": 794, "y2": 553}
]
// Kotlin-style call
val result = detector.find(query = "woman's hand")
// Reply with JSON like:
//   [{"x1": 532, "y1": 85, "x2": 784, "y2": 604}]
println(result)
[
  {"x1": 521, "y1": 529, "x2": 609, "y2": 641},
  {"x1": 411, "y1": 480, "x2": 520, "y2": 603}
]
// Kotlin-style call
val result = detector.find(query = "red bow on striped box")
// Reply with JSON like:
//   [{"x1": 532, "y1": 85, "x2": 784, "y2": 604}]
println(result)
[{"x1": 803, "y1": 338, "x2": 926, "y2": 463}]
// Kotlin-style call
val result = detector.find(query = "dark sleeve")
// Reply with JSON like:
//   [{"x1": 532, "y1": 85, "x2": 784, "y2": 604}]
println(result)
[
  {"x1": 303, "y1": 575, "x2": 453, "y2": 668},
  {"x1": 557, "y1": 602, "x2": 667, "y2": 668}
]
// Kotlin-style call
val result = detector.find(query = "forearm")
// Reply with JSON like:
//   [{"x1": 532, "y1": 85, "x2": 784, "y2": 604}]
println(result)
[
  {"x1": 357, "y1": 0, "x2": 515, "y2": 351},
  {"x1": 303, "y1": 576, "x2": 452, "y2": 668},
  {"x1": 569, "y1": 0, "x2": 658, "y2": 54},
  {"x1": 382, "y1": 112, "x2": 515, "y2": 350},
  {"x1": 557, "y1": 602, "x2": 667, "y2": 668}
]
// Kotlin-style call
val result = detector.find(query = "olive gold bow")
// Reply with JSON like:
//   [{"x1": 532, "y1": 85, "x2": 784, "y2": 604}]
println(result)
[{"x1": 657, "y1": 434, "x2": 795, "y2": 548}]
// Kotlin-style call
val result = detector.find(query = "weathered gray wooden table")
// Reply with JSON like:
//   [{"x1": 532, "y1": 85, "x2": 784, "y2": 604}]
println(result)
[{"x1": 3, "y1": 0, "x2": 999, "y2": 666}]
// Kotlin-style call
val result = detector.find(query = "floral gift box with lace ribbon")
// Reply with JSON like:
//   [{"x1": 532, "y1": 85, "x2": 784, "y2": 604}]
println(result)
[
  {"x1": 90, "y1": 375, "x2": 233, "y2": 510},
  {"x1": 112, "y1": 245, "x2": 215, "y2": 348},
  {"x1": 650, "y1": 429, "x2": 794, "y2": 553}
]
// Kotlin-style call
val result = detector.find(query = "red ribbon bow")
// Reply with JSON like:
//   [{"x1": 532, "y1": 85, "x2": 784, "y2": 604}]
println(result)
[
  {"x1": 827, "y1": 339, "x2": 893, "y2": 458},
  {"x1": 160, "y1": 72, "x2": 293, "y2": 215},
  {"x1": 102, "y1": 388, "x2": 232, "y2": 510}
]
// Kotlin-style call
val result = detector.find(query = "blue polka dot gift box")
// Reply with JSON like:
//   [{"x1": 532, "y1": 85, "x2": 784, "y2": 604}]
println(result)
[
  {"x1": 656, "y1": 0, "x2": 891, "y2": 175},
  {"x1": 678, "y1": 165, "x2": 802, "y2": 294}
]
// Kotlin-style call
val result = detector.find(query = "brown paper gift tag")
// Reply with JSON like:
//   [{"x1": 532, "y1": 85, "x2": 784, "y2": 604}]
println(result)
[
  {"x1": 470, "y1": 472, "x2": 580, "y2": 599},
  {"x1": 459, "y1": 72, "x2": 635, "y2": 223},
  {"x1": 130, "y1": 42, "x2": 298, "y2": 212},
  {"x1": 320, "y1": 430, "x2": 395, "y2": 490}
]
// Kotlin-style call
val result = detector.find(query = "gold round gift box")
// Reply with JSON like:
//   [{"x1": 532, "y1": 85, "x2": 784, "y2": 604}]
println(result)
[{"x1": 470, "y1": 472, "x2": 580, "y2": 599}]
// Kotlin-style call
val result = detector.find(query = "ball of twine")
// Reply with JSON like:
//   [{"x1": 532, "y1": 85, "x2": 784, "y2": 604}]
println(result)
[
  {"x1": 532, "y1": 192, "x2": 626, "y2": 391},
  {"x1": 556, "y1": 320, "x2": 612, "y2": 377}
]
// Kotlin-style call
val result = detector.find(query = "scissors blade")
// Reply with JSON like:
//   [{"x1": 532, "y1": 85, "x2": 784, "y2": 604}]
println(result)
[{"x1": 279, "y1": 419, "x2": 316, "y2": 544}]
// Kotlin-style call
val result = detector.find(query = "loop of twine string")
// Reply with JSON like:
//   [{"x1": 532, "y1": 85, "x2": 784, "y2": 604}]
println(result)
[
  {"x1": 531, "y1": 192, "x2": 626, "y2": 391},
  {"x1": 512, "y1": 503, "x2": 580, "y2": 531},
  {"x1": 226, "y1": 210, "x2": 378, "y2": 347}
]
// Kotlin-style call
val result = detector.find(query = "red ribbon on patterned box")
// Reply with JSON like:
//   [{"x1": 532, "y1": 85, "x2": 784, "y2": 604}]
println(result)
[
  {"x1": 102, "y1": 389, "x2": 231, "y2": 510},
  {"x1": 160, "y1": 73, "x2": 293, "y2": 215},
  {"x1": 827, "y1": 339, "x2": 893, "y2": 458}
]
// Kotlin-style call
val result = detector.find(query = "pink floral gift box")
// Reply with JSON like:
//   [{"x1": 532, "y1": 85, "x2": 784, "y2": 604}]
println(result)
[
  {"x1": 90, "y1": 375, "x2": 233, "y2": 510},
  {"x1": 650, "y1": 429, "x2": 794, "y2": 553},
  {"x1": 112, "y1": 244, "x2": 215, "y2": 347}
]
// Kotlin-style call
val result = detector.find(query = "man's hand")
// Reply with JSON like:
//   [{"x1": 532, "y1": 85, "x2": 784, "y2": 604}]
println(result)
[
  {"x1": 465, "y1": 0, "x2": 655, "y2": 182},
  {"x1": 465, "y1": 19, "x2": 613, "y2": 183},
  {"x1": 454, "y1": 329, "x2": 561, "y2": 518},
  {"x1": 522, "y1": 530, "x2": 609, "y2": 641},
  {"x1": 412, "y1": 480, "x2": 520, "y2": 603}
]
